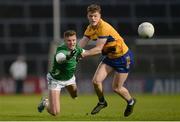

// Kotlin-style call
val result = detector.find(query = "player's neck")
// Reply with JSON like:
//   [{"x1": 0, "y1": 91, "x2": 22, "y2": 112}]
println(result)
[{"x1": 91, "y1": 19, "x2": 102, "y2": 29}]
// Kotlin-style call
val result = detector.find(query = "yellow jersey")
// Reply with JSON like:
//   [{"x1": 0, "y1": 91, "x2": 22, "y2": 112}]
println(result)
[{"x1": 84, "y1": 19, "x2": 128, "y2": 58}]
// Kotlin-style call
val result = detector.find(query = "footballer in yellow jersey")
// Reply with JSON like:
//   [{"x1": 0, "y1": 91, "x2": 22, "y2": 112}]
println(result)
[
  {"x1": 84, "y1": 19, "x2": 129, "y2": 59},
  {"x1": 79, "y1": 4, "x2": 136, "y2": 117}
]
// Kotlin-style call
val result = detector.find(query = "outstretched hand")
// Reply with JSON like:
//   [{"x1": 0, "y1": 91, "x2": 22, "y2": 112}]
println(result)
[{"x1": 66, "y1": 49, "x2": 77, "y2": 60}]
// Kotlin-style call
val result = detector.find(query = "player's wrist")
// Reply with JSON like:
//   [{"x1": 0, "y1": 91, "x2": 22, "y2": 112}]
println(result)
[{"x1": 81, "y1": 50, "x2": 87, "y2": 58}]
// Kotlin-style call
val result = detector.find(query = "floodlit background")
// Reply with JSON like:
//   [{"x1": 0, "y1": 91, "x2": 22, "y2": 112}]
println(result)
[
  {"x1": 0, "y1": 0, "x2": 180, "y2": 121},
  {"x1": 0, "y1": 0, "x2": 180, "y2": 95}
]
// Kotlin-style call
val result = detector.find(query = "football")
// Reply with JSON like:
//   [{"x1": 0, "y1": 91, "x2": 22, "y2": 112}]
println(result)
[{"x1": 138, "y1": 22, "x2": 155, "y2": 38}]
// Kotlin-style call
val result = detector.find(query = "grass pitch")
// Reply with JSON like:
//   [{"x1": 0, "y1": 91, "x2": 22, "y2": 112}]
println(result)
[{"x1": 0, "y1": 93, "x2": 180, "y2": 121}]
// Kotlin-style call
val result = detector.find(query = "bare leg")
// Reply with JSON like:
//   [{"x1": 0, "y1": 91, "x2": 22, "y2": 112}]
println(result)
[
  {"x1": 112, "y1": 72, "x2": 132, "y2": 101},
  {"x1": 46, "y1": 90, "x2": 61, "y2": 116},
  {"x1": 92, "y1": 62, "x2": 113, "y2": 102},
  {"x1": 91, "y1": 62, "x2": 113, "y2": 115},
  {"x1": 65, "y1": 84, "x2": 77, "y2": 99},
  {"x1": 112, "y1": 72, "x2": 136, "y2": 117}
]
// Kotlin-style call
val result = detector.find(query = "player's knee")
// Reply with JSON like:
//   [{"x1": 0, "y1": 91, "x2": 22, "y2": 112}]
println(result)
[
  {"x1": 72, "y1": 94, "x2": 78, "y2": 99},
  {"x1": 113, "y1": 87, "x2": 119, "y2": 93},
  {"x1": 51, "y1": 111, "x2": 60, "y2": 116},
  {"x1": 113, "y1": 87, "x2": 123, "y2": 94},
  {"x1": 69, "y1": 90, "x2": 78, "y2": 99},
  {"x1": 92, "y1": 79, "x2": 101, "y2": 85},
  {"x1": 50, "y1": 109, "x2": 60, "y2": 116}
]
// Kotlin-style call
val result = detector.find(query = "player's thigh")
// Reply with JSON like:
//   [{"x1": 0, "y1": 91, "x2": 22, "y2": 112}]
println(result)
[
  {"x1": 48, "y1": 90, "x2": 61, "y2": 111},
  {"x1": 93, "y1": 62, "x2": 113, "y2": 83},
  {"x1": 112, "y1": 72, "x2": 129, "y2": 88}
]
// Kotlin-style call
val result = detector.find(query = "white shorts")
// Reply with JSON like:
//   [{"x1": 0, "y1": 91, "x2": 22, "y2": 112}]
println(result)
[{"x1": 47, "y1": 73, "x2": 76, "y2": 91}]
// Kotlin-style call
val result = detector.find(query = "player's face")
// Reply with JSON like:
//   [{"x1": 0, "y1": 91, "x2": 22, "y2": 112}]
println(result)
[
  {"x1": 64, "y1": 35, "x2": 77, "y2": 50},
  {"x1": 87, "y1": 11, "x2": 101, "y2": 26}
]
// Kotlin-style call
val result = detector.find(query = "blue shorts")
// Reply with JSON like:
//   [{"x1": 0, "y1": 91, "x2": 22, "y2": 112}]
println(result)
[{"x1": 102, "y1": 50, "x2": 134, "y2": 73}]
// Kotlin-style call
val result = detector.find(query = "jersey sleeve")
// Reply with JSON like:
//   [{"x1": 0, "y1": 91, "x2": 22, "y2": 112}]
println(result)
[
  {"x1": 76, "y1": 45, "x2": 84, "y2": 55},
  {"x1": 56, "y1": 46, "x2": 69, "y2": 56},
  {"x1": 55, "y1": 48, "x2": 68, "y2": 63},
  {"x1": 56, "y1": 53, "x2": 66, "y2": 63},
  {"x1": 84, "y1": 26, "x2": 91, "y2": 39}
]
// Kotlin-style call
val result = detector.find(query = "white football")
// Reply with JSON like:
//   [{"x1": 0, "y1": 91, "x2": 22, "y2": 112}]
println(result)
[{"x1": 138, "y1": 22, "x2": 154, "y2": 38}]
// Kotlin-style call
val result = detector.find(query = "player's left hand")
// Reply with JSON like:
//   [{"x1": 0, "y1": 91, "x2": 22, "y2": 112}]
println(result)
[
  {"x1": 76, "y1": 54, "x2": 83, "y2": 62},
  {"x1": 102, "y1": 46, "x2": 116, "y2": 55}
]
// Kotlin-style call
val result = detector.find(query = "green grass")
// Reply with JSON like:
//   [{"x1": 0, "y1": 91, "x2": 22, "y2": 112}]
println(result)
[{"x1": 0, "y1": 93, "x2": 180, "y2": 121}]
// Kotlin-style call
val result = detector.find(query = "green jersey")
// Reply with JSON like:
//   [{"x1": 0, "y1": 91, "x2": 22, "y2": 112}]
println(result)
[{"x1": 49, "y1": 43, "x2": 83, "y2": 81}]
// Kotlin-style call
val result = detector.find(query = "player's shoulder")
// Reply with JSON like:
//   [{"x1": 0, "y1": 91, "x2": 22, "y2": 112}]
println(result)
[
  {"x1": 100, "y1": 19, "x2": 113, "y2": 29},
  {"x1": 85, "y1": 24, "x2": 91, "y2": 31},
  {"x1": 84, "y1": 24, "x2": 95, "y2": 37},
  {"x1": 56, "y1": 43, "x2": 68, "y2": 52},
  {"x1": 76, "y1": 44, "x2": 83, "y2": 51},
  {"x1": 57, "y1": 43, "x2": 66, "y2": 49}
]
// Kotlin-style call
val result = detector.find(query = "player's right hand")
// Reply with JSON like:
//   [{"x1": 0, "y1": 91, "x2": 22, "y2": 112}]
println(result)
[{"x1": 66, "y1": 49, "x2": 77, "y2": 60}]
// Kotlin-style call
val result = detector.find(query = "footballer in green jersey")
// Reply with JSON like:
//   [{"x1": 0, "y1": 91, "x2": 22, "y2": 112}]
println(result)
[
  {"x1": 38, "y1": 30, "x2": 84, "y2": 116},
  {"x1": 50, "y1": 43, "x2": 84, "y2": 81}
]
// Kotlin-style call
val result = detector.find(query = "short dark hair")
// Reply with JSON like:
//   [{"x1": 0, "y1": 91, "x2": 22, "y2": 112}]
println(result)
[
  {"x1": 87, "y1": 4, "x2": 101, "y2": 14},
  {"x1": 64, "y1": 30, "x2": 76, "y2": 38}
]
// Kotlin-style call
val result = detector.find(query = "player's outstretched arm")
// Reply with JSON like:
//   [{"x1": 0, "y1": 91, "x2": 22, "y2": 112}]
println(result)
[
  {"x1": 56, "y1": 50, "x2": 77, "y2": 63},
  {"x1": 78, "y1": 36, "x2": 89, "y2": 48},
  {"x1": 81, "y1": 38, "x2": 107, "y2": 57}
]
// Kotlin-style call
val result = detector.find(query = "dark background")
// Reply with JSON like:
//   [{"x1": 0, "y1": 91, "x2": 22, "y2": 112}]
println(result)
[{"x1": 0, "y1": 0, "x2": 179, "y2": 91}]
